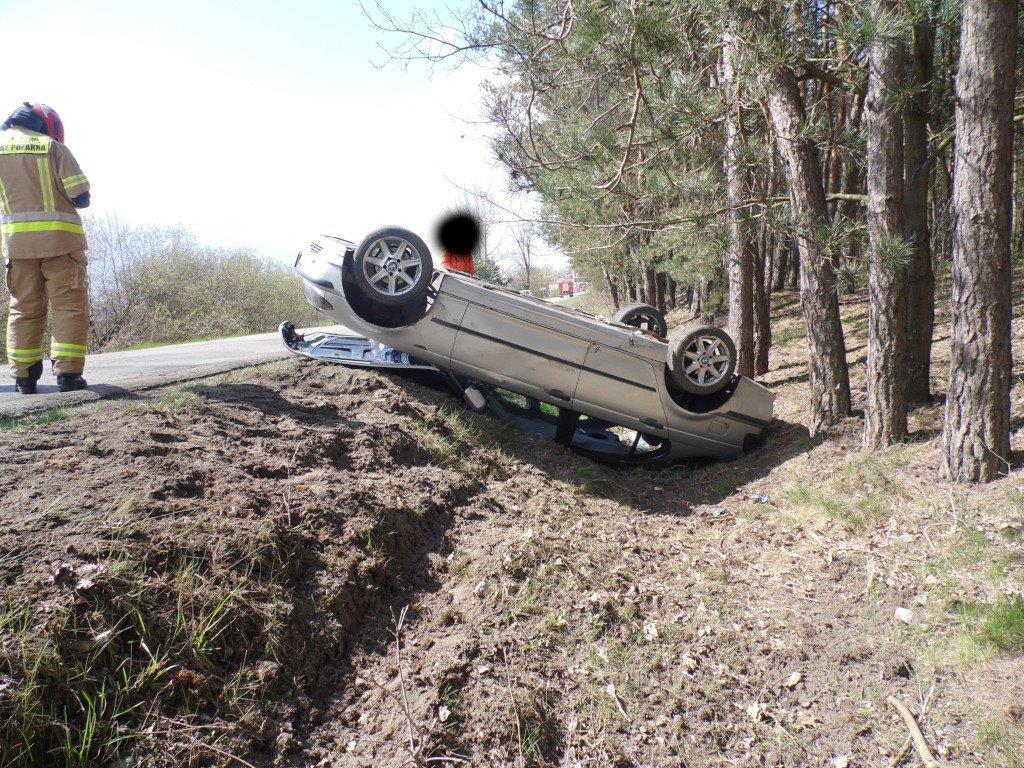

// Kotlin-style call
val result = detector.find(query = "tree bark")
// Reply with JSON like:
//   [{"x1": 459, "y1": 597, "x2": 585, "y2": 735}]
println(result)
[
  {"x1": 763, "y1": 66, "x2": 852, "y2": 433},
  {"x1": 864, "y1": 0, "x2": 909, "y2": 448},
  {"x1": 773, "y1": 244, "x2": 788, "y2": 292},
  {"x1": 904, "y1": 16, "x2": 936, "y2": 403},
  {"x1": 788, "y1": 240, "x2": 800, "y2": 290},
  {"x1": 941, "y1": 0, "x2": 1017, "y2": 482},
  {"x1": 603, "y1": 266, "x2": 621, "y2": 310},
  {"x1": 694, "y1": 278, "x2": 711, "y2": 319},
  {"x1": 641, "y1": 261, "x2": 658, "y2": 309},
  {"x1": 655, "y1": 271, "x2": 668, "y2": 316},
  {"x1": 753, "y1": 230, "x2": 771, "y2": 375},
  {"x1": 723, "y1": 27, "x2": 756, "y2": 378}
]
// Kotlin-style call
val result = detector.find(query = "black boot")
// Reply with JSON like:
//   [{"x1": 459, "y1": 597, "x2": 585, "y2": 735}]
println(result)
[
  {"x1": 13, "y1": 360, "x2": 43, "y2": 395},
  {"x1": 57, "y1": 373, "x2": 87, "y2": 392}
]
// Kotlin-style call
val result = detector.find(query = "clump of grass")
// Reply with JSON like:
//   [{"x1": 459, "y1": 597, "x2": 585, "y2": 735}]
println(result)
[
  {"x1": 710, "y1": 476, "x2": 736, "y2": 496},
  {"x1": 363, "y1": 529, "x2": 396, "y2": 564},
  {"x1": 0, "y1": 550, "x2": 273, "y2": 767},
  {"x1": 772, "y1": 323, "x2": 804, "y2": 348},
  {"x1": 976, "y1": 597, "x2": 1024, "y2": 653},
  {"x1": 434, "y1": 405, "x2": 480, "y2": 446},
  {"x1": 448, "y1": 550, "x2": 473, "y2": 576},
  {"x1": 574, "y1": 463, "x2": 616, "y2": 495},
  {"x1": 150, "y1": 390, "x2": 194, "y2": 412},
  {"x1": 0, "y1": 406, "x2": 72, "y2": 432},
  {"x1": 950, "y1": 597, "x2": 1024, "y2": 665},
  {"x1": 533, "y1": 610, "x2": 567, "y2": 640},
  {"x1": 511, "y1": 686, "x2": 563, "y2": 767},
  {"x1": 977, "y1": 718, "x2": 1024, "y2": 768},
  {"x1": 781, "y1": 451, "x2": 906, "y2": 533},
  {"x1": 784, "y1": 482, "x2": 817, "y2": 508},
  {"x1": 409, "y1": 407, "x2": 480, "y2": 472}
]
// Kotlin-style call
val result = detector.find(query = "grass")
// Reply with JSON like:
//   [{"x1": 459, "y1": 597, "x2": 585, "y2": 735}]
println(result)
[
  {"x1": 510, "y1": 686, "x2": 563, "y2": 767},
  {"x1": 936, "y1": 597, "x2": 1024, "y2": 666},
  {"x1": 0, "y1": 406, "x2": 73, "y2": 432},
  {"x1": 772, "y1": 322, "x2": 805, "y2": 348},
  {"x1": 977, "y1": 718, "x2": 1024, "y2": 768},
  {"x1": 0, "y1": 546, "x2": 277, "y2": 767},
  {"x1": 410, "y1": 405, "x2": 484, "y2": 472},
  {"x1": 124, "y1": 389, "x2": 194, "y2": 414},
  {"x1": 780, "y1": 450, "x2": 907, "y2": 533},
  {"x1": 975, "y1": 597, "x2": 1024, "y2": 653},
  {"x1": 573, "y1": 463, "x2": 617, "y2": 495}
]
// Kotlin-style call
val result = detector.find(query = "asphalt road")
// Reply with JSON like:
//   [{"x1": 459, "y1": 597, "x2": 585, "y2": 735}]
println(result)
[{"x1": 0, "y1": 325, "x2": 349, "y2": 418}]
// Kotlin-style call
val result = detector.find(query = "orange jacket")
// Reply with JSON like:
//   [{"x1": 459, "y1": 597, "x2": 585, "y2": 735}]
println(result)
[{"x1": 442, "y1": 250, "x2": 475, "y2": 275}]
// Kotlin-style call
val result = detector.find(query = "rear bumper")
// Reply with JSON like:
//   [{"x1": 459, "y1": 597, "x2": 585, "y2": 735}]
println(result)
[{"x1": 278, "y1": 322, "x2": 434, "y2": 369}]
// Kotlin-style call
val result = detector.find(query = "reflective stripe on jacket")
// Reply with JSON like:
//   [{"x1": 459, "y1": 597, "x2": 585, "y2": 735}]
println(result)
[{"x1": 0, "y1": 126, "x2": 89, "y2": 259}]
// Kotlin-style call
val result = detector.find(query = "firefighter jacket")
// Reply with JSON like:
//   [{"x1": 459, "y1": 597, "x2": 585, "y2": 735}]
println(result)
[
  {"x1": 0, "y1": 125, "x2": 89, "y2": 260},
  {"x1": 442, "y1": 250, "x2": 475, "y2": 275}
]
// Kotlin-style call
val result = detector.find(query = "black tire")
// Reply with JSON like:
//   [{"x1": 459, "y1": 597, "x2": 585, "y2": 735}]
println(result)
[
  {"x1": 666, "y1": 325, "x2": 737, "y2": 395},
  {"x1": 351, "y1": 226, "x2": 433, "y2": 311},
  {"x1": 613, "y1": 302, "x2": 668, "y2": 338}
]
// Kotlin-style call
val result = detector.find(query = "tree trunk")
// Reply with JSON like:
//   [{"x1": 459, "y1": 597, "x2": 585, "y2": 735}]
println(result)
[
  {"x1": 763, "y1": 66, "x2": 852, "y2": 433},
  {"x1": 753, "y1": 230, "x2": 771, "y2": 375},
  {"x1": 941, "y1": 0, "x2": 1016, "y2": 482},
  {"x1": 836, "y1": 90, "x2": 867, "y2": 292},
  {"x1": 864, "y1": 0, "x2": 909, "y2": 449},
  {"x1": 788, "y1": 240, "x2": 800, "y2": 290},
  {"x1": 773, "y1": 245, "x2": 788, "y2": 292},
  {"x1": 723, "y1": 27, "x2": 756, "y2": 378},
  {"x1": 642, "y1": 261, "x2": 657, "y2": 308},
  {"x1": 655, "y1": 271, "x2": 668, "y2": 316},
  {"x1": 603, "y1": 266, "x2": 621, "y2": 310},
  {"x1": 669, "y1": 277, "x2": 677, "y2": 309},
  {"x1": 694, "y1": 279, "x2": 711, "y2": 319},
  {"x1": 904, "y1": 15, "x2": 936, "y2": 404}
]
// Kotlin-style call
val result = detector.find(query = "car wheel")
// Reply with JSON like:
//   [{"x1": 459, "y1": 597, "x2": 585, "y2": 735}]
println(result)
[
  {"x1": 613, "y1": 303, "x2": 668, "y2": 338},
  {"x1": 351, "y1": 226, "x2": 433, "y2": 312},
  {"x1": 666, "y1": 325, "x2": 737, "y2": 395}
]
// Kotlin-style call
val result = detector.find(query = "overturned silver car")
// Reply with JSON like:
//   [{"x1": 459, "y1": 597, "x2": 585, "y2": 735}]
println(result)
[{"x1": 284, "y1": 226, "x2": 774, "y2": 465}]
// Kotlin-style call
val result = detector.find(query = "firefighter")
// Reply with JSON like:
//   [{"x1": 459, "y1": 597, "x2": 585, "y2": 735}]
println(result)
[
  {"x1": 0, "y1": 103, "x2": 90, "y2": 394},
  {"x1": 438, "y1": 212, "x2": 478, "y2": 275}
]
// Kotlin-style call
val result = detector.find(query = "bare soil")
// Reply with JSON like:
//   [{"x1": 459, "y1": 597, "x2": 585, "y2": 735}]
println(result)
[{"x1": 1, "y1": 291, "x2": 1022, "y2": 767}]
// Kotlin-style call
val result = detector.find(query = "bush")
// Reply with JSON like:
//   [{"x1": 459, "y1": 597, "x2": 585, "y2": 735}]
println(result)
[
  {"x1": 86, "y1": 217, "x2": 323, "y2": 351},
  {"x1": 0, "y1": 216, "x2": 324, "y2": 363}
]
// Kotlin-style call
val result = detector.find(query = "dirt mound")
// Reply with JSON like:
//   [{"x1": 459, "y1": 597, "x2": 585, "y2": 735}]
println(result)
[
  {"x1": 0, "y1": 362, "x2": 515, "y2": 766},
  {"x1": 1, "y1": 311, "x2": 1022, "y2": 767}
]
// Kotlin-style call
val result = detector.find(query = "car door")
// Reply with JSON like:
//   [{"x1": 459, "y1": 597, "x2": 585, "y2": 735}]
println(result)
[
  {"x1": 447, "y1": 301, "x2": 590, "y2": 406},
  {"x1": 572, "y1": 342, "x2": 669, "y2": 436}
]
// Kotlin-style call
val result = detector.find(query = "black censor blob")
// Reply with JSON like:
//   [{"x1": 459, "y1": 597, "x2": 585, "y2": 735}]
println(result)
[{"x1": 437, "y1": 212, "x2": 480, "y2": 254}]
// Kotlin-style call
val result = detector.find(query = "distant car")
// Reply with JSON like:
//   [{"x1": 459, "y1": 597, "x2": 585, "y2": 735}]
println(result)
[
  {"x1": 519, "y1": 289, "x2": 534, "y2": 297},
  {"x1": 286, "y1": 226, "x2": 774, "y2": 464}
]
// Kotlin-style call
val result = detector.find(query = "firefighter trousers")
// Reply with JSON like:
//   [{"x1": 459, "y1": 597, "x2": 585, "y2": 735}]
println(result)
[{"x1": 5, "y1": 252, "x2": 89, "y2": 377}]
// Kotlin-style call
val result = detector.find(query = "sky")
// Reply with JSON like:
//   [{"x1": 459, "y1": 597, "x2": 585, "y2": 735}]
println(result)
[{"x1": 0, "y1": 0, "x2": 549, "y2": 266}]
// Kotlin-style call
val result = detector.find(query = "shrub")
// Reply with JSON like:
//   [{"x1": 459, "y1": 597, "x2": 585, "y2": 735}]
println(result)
[{"x1": 0, "y1": 216, "x2": 324, "y2": 362}]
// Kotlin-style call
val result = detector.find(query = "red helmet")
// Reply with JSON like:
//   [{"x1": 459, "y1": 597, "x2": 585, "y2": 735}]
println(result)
[{"x1": 30, "y1": 103, "x2": 64, "y2": 143}]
